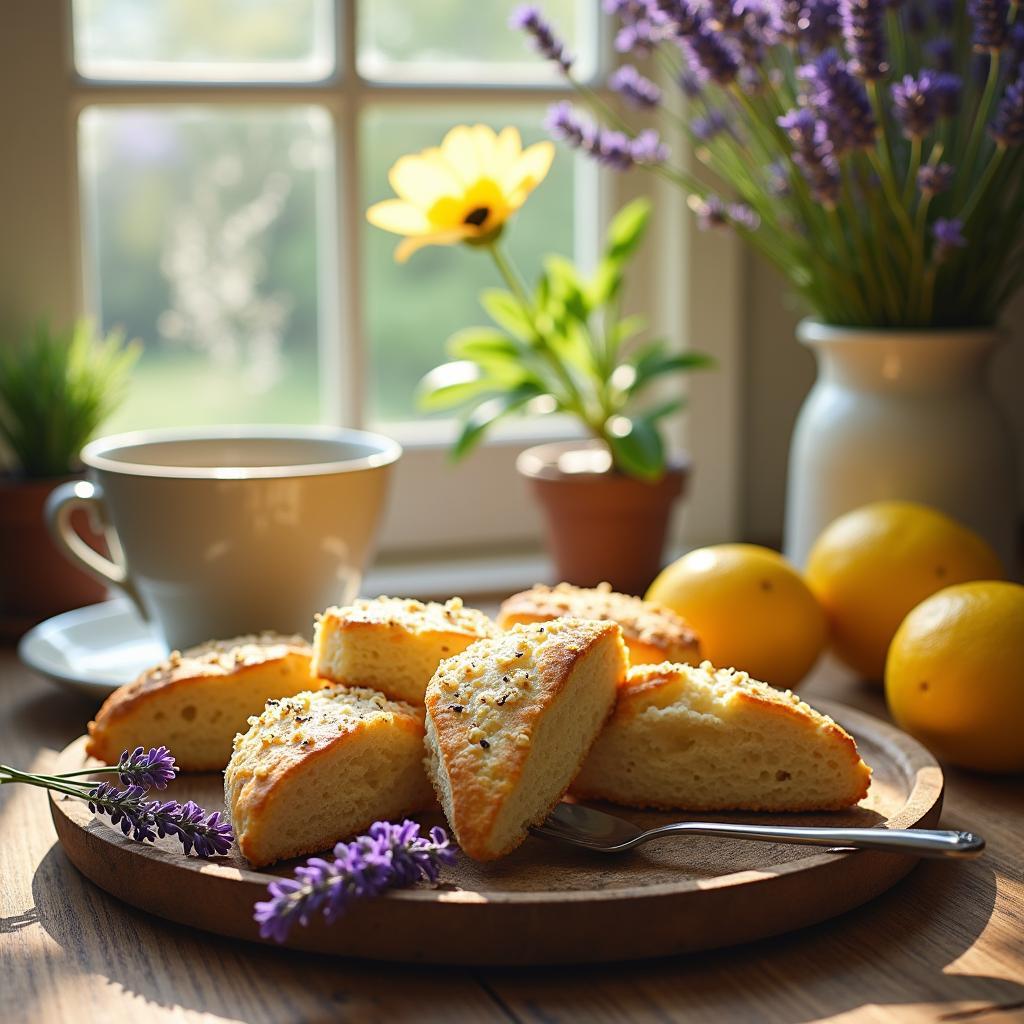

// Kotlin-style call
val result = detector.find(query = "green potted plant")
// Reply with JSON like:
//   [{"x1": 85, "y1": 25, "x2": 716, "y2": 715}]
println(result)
[
  {"x1": 0, "y1": 319, "x2": 139, "y2": 627},
  {"x1": 366, "y1": 124, "x2": 712, "y2": 594},
  {"x1": 513, "y1": 2, "x2": 1024, "y2": 570}
]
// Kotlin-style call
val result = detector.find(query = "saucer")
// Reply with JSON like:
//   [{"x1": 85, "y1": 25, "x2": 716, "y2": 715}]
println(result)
[{"x1": 18, "y1": 600, "x2": 167, "y2": 701}]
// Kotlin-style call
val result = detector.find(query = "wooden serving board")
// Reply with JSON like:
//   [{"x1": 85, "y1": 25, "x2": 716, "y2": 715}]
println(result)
[{"x1": 48, "y1": 701, "x2": 943, "y2": 966}]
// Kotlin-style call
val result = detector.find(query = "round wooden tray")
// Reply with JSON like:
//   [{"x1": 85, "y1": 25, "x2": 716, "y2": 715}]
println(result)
[{"x1": 49, "y1": 700, "x2": 942, "y2": 965}]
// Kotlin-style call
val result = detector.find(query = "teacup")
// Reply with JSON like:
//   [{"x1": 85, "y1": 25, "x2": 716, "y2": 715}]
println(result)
[{"x1": 45, "y1": 426, "x2": 401, "y2": 651}]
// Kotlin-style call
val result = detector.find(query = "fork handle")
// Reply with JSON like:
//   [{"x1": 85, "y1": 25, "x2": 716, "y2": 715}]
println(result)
[{"x1": 649, "y1": 822, "x2": 984, "y2": 858}]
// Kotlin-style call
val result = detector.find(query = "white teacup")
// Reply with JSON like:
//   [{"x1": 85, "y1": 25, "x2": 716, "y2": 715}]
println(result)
[{"x1": 45, "y1": 426, "x2": 401, "y2": 652}]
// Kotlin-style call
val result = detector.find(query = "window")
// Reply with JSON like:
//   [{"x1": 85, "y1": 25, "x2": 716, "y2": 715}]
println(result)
[{"x1": 1, "y1": 3, "x2": 741, "y2": 564}]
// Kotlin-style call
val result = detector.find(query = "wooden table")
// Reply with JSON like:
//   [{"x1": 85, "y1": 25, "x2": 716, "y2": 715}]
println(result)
[{"x1": 2, "y1": 647, "x2": 1022, "y2": 1024}]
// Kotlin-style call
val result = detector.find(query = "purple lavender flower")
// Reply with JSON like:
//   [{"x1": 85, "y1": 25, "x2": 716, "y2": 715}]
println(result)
[
  {"x1": 610, "y1": 65, "x2": 662, "y2": 107},
  {"x1": 546, "y1": 102, "x2": 668, "y2": 168},
  {"x1": 690, "y1": 195, "x2": 761, "y2": 230},
  {"x1": 990, "y1": 74, "x2": 1024, "y2": 147},
  {"x1": 927, "y1": 38, "x2": 955, "y2": 72},
  {"x1": 891, "y1": 73, "x2": 939, "y2": 139},
  {"x1": 613, "y1": 1, "x2": 669, "y2": 54},
  {"x1": 803, "y1": 0, "x2": 843, "y2": 52},
  {"x1": 776, "y1": 0, "x2": 804, "y2": 41},
  {"x1": 116, "y1": 746, "x2": 178, "y2": 790},
  {"x1": 932, "y1": 218, "x2": 967, "y2": 261},
  {"x1": 648, "y1": 0, "x2": 704, "y2": 35},
  {"x1": 691, "y1": 108, "x2": 733, "y2": 140},
  {"x1": 917, "y1": 162, "x2": 954, "y2": 196},
  {"x1": 839, "y1": 0, "x2": 888, "y2": 79},
  {"x1": 87, "y1": 782, "x2": 233, "y2": 857},
  {"x1": 253, "y1": 820, "x2": 457, "y2": 943},
  {"x1": 932, "y1": 72, "x2": 962, "y2": 117},
  {"x1": 778, "y1": 107, "x2": 841, "y2": 204},
  {"x1": 510, "y1": 5, "x2": 573, "y2": 71},
  {"x1": 630, "y1": 128, "x2": 671, "y2": 163},
  {"x1": 800, "y1": 48, "x2": 876, "y2": 153},
  {"x1": 683, "y1": 27, "x2": 740, "y2": 84},
  {"x1": 968, "y1": 0, "x2": 1009, "y2": 52}
]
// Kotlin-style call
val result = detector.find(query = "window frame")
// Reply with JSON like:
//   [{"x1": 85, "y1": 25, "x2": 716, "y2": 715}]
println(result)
[{"x1": 3, "y1": 0, "x2": 743, "y2": 565}]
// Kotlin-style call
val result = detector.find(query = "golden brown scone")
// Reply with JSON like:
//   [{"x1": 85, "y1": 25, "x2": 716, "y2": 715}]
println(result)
[
  {"x1": 86, "y1": 634, "x2": 319, "y2": 772},
  {"x1": 312, "y1": 596, "x2": 496, "y2": 704},
  {"x1": 225, "y1": 685, "x2": 434, "y2": 867},
  {"x1": 424, "y1": 617, "x2": 628, "y2": 861},
  {"x1": 573, "y1": 661, "x2": 872, "y2": 811},
  {"x1": 498, "y1": 582, "x2": 701, "y2": 667}
]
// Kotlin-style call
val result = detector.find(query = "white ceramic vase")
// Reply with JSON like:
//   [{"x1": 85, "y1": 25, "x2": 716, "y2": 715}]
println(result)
[{"x1": 783, "y1": 320, "x2": 1018, "y2": 571}]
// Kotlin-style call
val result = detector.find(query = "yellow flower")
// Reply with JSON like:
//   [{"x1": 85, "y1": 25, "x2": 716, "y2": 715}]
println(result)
[{"x1": 366, "y1": 124, "x2": 555, "y2": 263}]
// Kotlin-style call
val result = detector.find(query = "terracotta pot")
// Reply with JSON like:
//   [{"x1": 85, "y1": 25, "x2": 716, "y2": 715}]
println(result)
[
  {"x1": 0, "y1": 475, "x2": 108, "y2": 626},
  {"x1": 517, "y1": 440, "x2": 689, "y2": 596}
]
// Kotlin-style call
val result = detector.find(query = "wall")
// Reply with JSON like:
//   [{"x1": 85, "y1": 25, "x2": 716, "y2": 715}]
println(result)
[{"x1": 741, "y1": 253, "x2": 1024, "y2": 545}]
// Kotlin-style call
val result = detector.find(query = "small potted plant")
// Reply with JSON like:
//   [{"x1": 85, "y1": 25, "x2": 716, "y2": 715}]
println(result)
[
  {"x1": 366, "y1": 124, "x2": 712, "y2": 594},
  {"x1": 0, "y1": 319, "x2": 139, "y2": 627}
]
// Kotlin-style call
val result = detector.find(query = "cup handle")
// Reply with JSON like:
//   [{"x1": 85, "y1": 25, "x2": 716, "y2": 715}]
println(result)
[{"x1": 44, "y1": 479, "x2": 148, "y2": 620}]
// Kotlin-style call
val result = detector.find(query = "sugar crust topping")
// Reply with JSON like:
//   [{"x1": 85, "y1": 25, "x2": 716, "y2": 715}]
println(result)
[
  {"x1": 501, "y1": 582, "x2": 697, "y2": 650},
  {"x1": 318, "y1": 596, "x2": 495, "y2": 638}
]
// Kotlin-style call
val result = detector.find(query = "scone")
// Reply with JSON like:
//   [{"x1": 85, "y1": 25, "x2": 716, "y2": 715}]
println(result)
[
  {"x1": 573, "y1": 661, "x2": 872, "y2": 811},
  {"x1": 86, "y1": 634, "x2": 319, "y2": 772},
  {"x1": 424, "y1": 617, "x2": 628, "y2": 861},
  {"x1": 498, "y1": 582, "x2": 701, "y2": 666},
  {"x1": 225, "y1": 685, "x2": 434, "y2": 867},
  {"x1": 312, "y1": 596, "x2": 496, "y2": 704}
]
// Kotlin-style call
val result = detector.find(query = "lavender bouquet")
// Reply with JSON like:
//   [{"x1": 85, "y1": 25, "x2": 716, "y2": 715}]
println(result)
[
  {"x1": 514, "y1": 1, "x2": 1024, "y2": 327},
  {"x1": 1, "y1": 745, "x2": 233, "y2": 858}
]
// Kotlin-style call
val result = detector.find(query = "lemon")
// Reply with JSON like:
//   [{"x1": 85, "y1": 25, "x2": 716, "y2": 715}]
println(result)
[
  {"x1": 805, "y1": 502, "x2": 1003, "y2": 681},
  {"x1": 646, "y1": 544, "x2": 826, "y2": 689},
  {"x1": 886, "y1": 581, "x2": 1024, "y2": 773}
]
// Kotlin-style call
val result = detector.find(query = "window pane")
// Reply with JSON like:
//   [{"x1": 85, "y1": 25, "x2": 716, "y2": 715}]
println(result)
[
  {"x1": 362, "y1": 108, "x2": 583, "y2": 425},
  {"x1": 73, "y1": 0, "x2": 335, "y2": 81},
  {"x1": 358, "y1": 0, "x2": 595, "y2": 82},
  {"x1": 79, "y1": 107, "x2": 334, "y2": 431}
]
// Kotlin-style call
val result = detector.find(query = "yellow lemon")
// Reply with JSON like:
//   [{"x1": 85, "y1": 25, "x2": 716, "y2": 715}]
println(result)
[
  {"x1": 805, "y1": 502, "x2": 1003, "y2": 681},
  {"x1": 886, "y1": 581, "x2": 1024, "y2": 773},
  {"x1": 646, "y1": 544, "x2": 826, "y2": 689}
]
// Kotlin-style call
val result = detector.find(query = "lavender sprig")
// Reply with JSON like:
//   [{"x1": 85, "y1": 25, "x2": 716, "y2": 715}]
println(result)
[
  {"x1": 990, "y1": 74, "x2": 1024, "y2": 147},
  {"x1": 546, "y1": 102, "x2": 668, "y2": 167},
  {"x1": 610, "y1": 65, "x2": 662, "y2": 108},
  {"x1": 510, "y1": 5, "x2": 574, "y2": 71},
  {"x1": 253, "y1": 820, "x2": 457, "y2": 943},
  {"x1": 968, "y1": 0, "x2": 1010, "y2": 52},
  {"x1": 933, "y1": 217, "x2": 967, "y2": 261},
  {"x1": 0, "y1": 746, "x2": 230, "y2": 858},
  {"x1": 115, "y1": 745, "x2": 178, "y2": 789},
  {"x1": 839, "y1": 0, "x2": 888, "y2": 79},
  {"x1": 87, "y1": 783, "x2": 233, "y2": 857}
]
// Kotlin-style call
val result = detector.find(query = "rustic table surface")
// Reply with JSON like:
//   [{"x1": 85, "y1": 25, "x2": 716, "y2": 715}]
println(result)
[{"x1": 2, "y1": 645, "x2": 1022, "y2": 1024}]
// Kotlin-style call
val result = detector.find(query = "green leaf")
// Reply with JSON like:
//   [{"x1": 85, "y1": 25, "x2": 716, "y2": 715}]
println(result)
[
  {"x1": 604, "y1": 198, "x2": 652, "y2": 266},
  {"x1": 417, "y1": 360, "x2": 494, "y2": 412},
  {"x1": 446, "y1": 328, "x2": 521, "y2": 361},
  {"x1": 626, "y1": 343, "x2": 715, "y2": 397},
  {"x1": 589, "y1": 259, "x2": 623, "y2": 307},
  {"x1": 451, "y1": 384, "x2": 542, "y2": 460},
  {"x1": 607, "y1": 415, "x2": 665, "y2": 482},
  {"x1": 543, "y1": 255, "x2": 590, "y2": 321},
  {"x1": 480, "y1": 288, "x2": 534, "y2": 342}
]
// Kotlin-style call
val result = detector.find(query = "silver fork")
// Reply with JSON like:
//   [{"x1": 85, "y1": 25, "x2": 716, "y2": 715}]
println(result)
[{"x1": 530, "y1": 802, "x2": 985, "y2": 858}]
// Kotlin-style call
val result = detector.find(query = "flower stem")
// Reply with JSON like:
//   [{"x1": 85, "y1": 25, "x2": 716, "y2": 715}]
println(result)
[
  {"x1": 485, "y1": 242, "x2": 595, "y2": 430},
  {"x1": 955, "y1": 50, "x2": 1001, "y2": 208}
]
